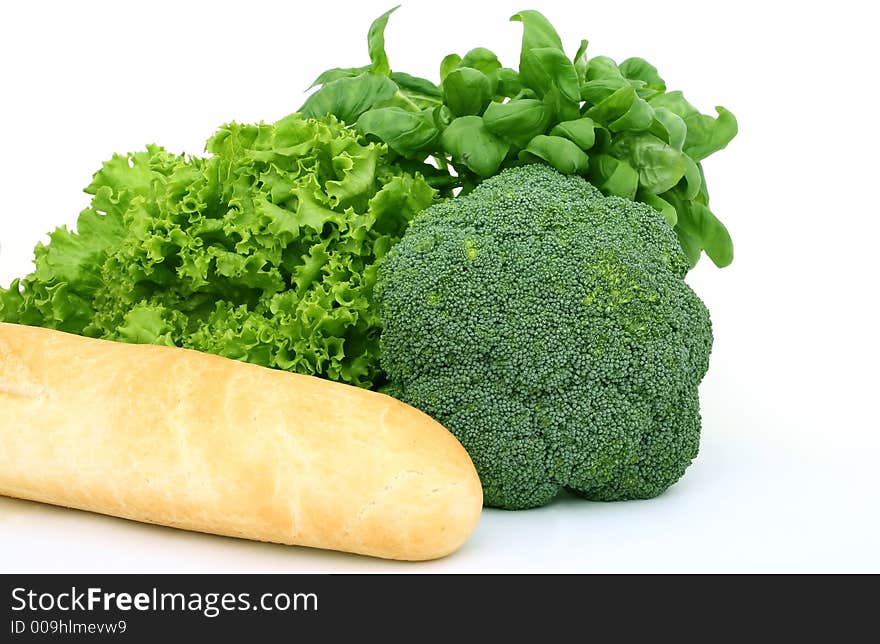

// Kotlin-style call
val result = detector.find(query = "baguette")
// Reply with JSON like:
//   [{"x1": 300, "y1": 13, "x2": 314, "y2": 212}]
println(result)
[{"x1": 0, "y1": 323, "x2": 482, "y2": 561}]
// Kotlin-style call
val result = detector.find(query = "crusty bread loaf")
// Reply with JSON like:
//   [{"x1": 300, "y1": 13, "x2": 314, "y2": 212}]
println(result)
[{"x1": 0, "y1": 323, "x2": 482, "y2": 560}]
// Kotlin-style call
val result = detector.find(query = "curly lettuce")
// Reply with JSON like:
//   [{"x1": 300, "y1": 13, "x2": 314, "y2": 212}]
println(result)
[{"x1": 0, "y1": 113, "x2": 435, "y2": 387}]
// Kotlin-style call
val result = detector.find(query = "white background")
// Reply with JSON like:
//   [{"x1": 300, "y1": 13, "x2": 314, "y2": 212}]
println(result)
[{"x1": 1, "y1": 0, "x2": 878, "y2": 573}]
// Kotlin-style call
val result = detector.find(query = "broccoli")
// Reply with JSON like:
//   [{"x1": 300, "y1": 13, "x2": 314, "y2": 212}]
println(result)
[{"x1": 376, "y1": 164, "x2": 713, "y2": 509}]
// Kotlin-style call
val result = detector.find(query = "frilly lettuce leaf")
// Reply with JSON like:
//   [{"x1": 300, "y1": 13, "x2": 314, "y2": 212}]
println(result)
[{"x1": 1, "y1": 113, "x2": 435, "y2": 388}]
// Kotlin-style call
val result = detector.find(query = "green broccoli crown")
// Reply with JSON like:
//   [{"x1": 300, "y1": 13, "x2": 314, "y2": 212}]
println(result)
[{"x1": 377, "y1": 164, "x2": 713, "y2": 509}]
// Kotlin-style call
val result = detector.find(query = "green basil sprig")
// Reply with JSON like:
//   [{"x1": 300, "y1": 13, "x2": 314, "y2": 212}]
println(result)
[{"x1": 300, "y1": 7, "x2": 737, "y2": 267}]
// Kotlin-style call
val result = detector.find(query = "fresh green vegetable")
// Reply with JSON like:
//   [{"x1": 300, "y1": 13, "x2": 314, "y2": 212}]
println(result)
[
  {"x1": 303, "y1": 8, "x2": 737, "y2": 267},
  {"x1": 0, "y1": 113, "x2": 434, "y2": 388},
  {"x1": 377, "y1": 165, "x2": 713, "y2": 509}
]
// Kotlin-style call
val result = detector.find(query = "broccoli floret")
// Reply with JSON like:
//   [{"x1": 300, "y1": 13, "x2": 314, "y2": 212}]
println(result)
[{"x1": 376, "y1": 164, "x2": 713, "y2": 509}]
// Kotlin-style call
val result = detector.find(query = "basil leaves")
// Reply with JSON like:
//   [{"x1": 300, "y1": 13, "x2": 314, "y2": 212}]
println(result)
[{"x1": 301, "y1": 8, "x2": 737, "y2": 267}]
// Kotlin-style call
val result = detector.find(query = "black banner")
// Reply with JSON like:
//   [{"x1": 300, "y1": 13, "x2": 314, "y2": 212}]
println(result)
[{"x1": 1, "y1": 573, "x2": 872, "y2": 640}]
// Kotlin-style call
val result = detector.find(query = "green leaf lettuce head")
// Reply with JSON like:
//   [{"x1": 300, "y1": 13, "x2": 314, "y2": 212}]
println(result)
[
  {"x1": 303, "y1": 7, "x2": 737, "y2": 268},
  {"x1": 0, "y1": 114, "x2": 435, "y2": 388}
]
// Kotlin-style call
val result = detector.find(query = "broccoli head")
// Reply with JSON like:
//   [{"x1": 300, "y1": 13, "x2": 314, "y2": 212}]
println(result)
[{"x1": 376, "y1": 164, "x2": 713, "y2": 509}]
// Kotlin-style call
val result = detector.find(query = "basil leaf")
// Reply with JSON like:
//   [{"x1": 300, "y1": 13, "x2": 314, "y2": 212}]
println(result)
[
  {"x1": 520, "y1": 47, "x2": 580, "y2": 104},
  {"x1": 650, "y1": 107, "x2": 687, "y2": 150},
  {"x1": 483, "y1": 99, "x2": 552, "y2": 147},
  {"x1": 510, "y1": 10, "x2": 564, "y2": 55},
  {"x1": 589, "y1": 154, "x2": 640, "y2": 198},
  {"x1": 609, "y1": 96, "x2": 654, "y2": 132},
  {"x1": 390, "y1": 72, "x2": 442, "y2": 98},
  {"x1": 649, "y1": 91, "x2": 738, "y2": 161},
  {"x1": 299, "y1": 73, "x2": 398, "y2": 122},
  {"x1": 585, "y1": 85, "x2": 636, "y2": 126},
  {"x1": 368, "y1": 5, "x2": 399, "y2": 76},
  {"x1": 440, "y1": 116, "x2": 509, "y2": 177},
  {"x1": 581, "y1": 77, "x2": 630, "y2": 104},
  {"x1": 685, "y1": 106, "x2": 737, "y2": 161},
  {"x1": 442, "y1": 67, "x2": 493, "y2": 116},
  {"x1": 495, "y1": 68, "x2": 523, "y2": 99},
  {"x1": 630, "y1": 80, "x2": 662, "y2": 101},
  {"x1": 681, "y1": 155, "x2": 702, "y2": 200},
  {"x1": 440, "y1": 54, "x2": 461, "y2": 82},
  {"x1": 573, "y1": 39, "x2": 589, "y2": 86},
  {"x1": 663, "y1": 186, "x2": 734, "y2": 267},
  {"x1": 461, "y1": 48, "x2": 502, "y2": 77},
  {"x1": 520, "y1": 135, "x2": 589, "y2": 175},
  {"x1": 695, "y1": 161, "x2": 710, "y2": 201},
  {"x1": 550, "y1": 117, "x2": 596, "y2": 150},
  {"x1": 307, "y1": 66, "x2": 369, "y2": 90},
  {"x1": 619, "y1": 57, "x2": 666, "y2": 91},
  {"x1": 679, "y1": 200, "x2": 734, "y2": 268},
  {"x1": 357, "y1": 108, "x2": 439, "y2": 157},
  {"x1": 612, "y1": 132, "x2": 687, "y2": 194},
  {"x1": 459, "y1": 48, "x2": 501, "y2": 95},
  {"x1": 433, "y1": 104, "x2": 454, "y2": 129},
  {"x1": 511, "y1": 10, "x2": 579, "y2": 119},
  {"x1": 592, "y1": 125, "x2": 612, "y2": 153},
  {"x1": 585, "y1": 56, "x2": 624, "y2": 81}
]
